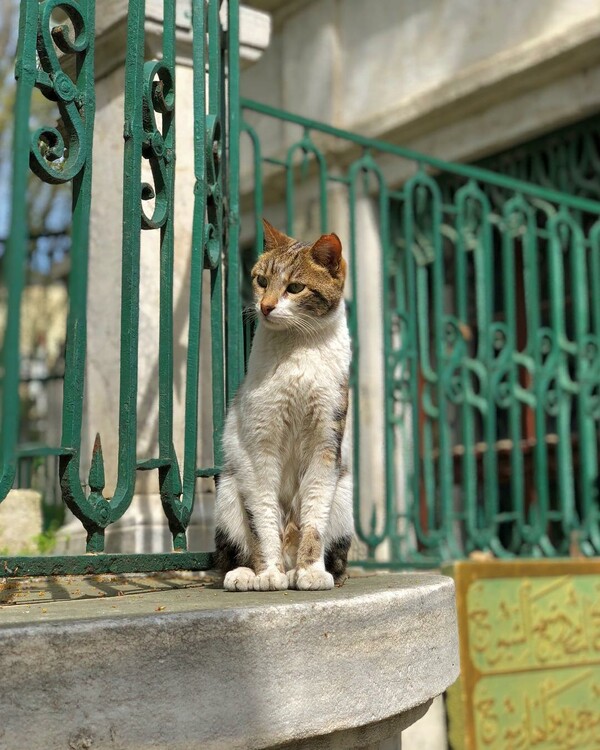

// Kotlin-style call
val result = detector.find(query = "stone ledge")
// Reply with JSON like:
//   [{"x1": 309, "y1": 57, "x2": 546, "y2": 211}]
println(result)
[
  {"x1": 0, "y1": 573, "x2": 458, "y2": 749},
  {"x1": 92, "y1": 0, "x2": 271, "y2": 80}
]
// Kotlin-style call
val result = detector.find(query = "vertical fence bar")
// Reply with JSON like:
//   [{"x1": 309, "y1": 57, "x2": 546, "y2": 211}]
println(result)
[
  {"x1": 548, "y1": 211, "x2": 577, "y2": 552},
  {"x1": 571, "y1": 217, "x2": 599, "y2": 554},
  {"x1": 0, "y1": 0, "x2": 40, "y2": 502},
  {"x1": 207, "y1": 0, "x2": 225, "y2": 468},
  {"x1": 454, "y1": 187, "x2": 474, "y2": 552},
  {"x1": 430, "y1": 177, "x2": 457, "y2": 558},
  {"x1": 152, "y1": 0, "x2": 184, "y2": 547},
  {"x1": 346, "y1": 156, "x2": 395, "y2": 556},
  {"x1": 378, "y1": 171, "x2": 400, "y2": 557},
  {"x1": 518, "y1": 203, "x2": 550, "y2": 554},
  {"x1": 102, "y1": 0, "x2": 146, "y2": 533},
  {"x1": 585, "y1": 223, "x2": 600, "y2": 552},
  {"x1": 401, "y1": 184, "x2": 426, "y2": 561},
  {"x1": 226, "y1": 0, "x2": 243, "y2": 399},
  {"x1": 346, "y1": 172, "x2": 364, "y2": 552},
  {"x1": 58, "y1": 0, "x2": 102, "y2": 540},
  {"x1": 241, "y1": 122, "x2": 264, "y2": 252},
  {"x1": 182, "y1": 0, "x2": 208, "y2": 515},
  {"x1": 240, "y1": 119, "x2": 263, "y2": 365}
]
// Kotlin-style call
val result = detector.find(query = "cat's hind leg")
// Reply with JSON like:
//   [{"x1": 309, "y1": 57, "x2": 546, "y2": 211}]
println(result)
[{"x1": 324, "y1": 468, "x2": 353, "y2": 585}]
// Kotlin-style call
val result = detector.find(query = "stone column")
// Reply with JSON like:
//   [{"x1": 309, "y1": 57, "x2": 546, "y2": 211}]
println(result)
[{"x1": 57, "y1": 1, "x2": 271, "y2": 554}]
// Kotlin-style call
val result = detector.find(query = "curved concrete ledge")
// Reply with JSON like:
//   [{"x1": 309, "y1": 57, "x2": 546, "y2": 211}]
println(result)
[{"x1": 0, "y1": 573, "x2": 458, "y2": 749}]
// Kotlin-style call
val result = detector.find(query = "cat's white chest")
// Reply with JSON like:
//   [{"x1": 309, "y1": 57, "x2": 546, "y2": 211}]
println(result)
[
  {"x1": 244, "y1": 345, "x2": 331, "y2": 422},
  {"x1": 243, "y1": 322, "x2": 349, "y2": 421}
]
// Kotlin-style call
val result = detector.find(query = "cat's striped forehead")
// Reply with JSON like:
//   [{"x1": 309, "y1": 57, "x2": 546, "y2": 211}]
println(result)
[
  {"x1": 252, "y1": 225, "x2": 347, "y2": 316},
  {"x1": 257, "y1": 241, "x2": 312, "y2": 280}
]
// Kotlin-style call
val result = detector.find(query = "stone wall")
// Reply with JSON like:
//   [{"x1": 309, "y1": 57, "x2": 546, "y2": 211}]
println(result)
[{"x1": 242, "y1": 0, "x2": 600, "y2": 168}]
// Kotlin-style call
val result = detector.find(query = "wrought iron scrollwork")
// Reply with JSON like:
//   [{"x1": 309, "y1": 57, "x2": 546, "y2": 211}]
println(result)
[
  {"x1": 140, "y1": 61, "x2": 175, "y2": 229},
  {"x1": 411, "y1": 180, "x2": 437, "y2": 266},
  {"x1": 29, "y1": 0, "x2": 90, "y2": 184},
  {"x1": 204, "y1": 115, "x2": 223, "y2": 268}
]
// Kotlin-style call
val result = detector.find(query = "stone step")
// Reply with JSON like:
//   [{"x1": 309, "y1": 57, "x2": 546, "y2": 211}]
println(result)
[{"x1": 0, "y1": 573, "x2": 458, "y2": 749}]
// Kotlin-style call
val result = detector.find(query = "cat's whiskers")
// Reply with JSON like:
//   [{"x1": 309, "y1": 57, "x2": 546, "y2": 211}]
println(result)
[
  {"x1": 242, "y1": 305, "x2": 259, "y2": 321},
  {"x1": 285, "y1": 316, "x2": 321, "y2": 348},
  {"x1": 294, "y1": 311, "x2": 334, "y2": 340}
]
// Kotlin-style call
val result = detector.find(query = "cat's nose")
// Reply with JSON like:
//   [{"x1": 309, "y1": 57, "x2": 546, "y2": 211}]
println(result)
[{"x1": 261, "y1": 302, "x2": 276, "y2": 317}]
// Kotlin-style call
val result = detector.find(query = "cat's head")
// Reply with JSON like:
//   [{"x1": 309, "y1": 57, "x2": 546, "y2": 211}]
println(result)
[{"x1": 251, "y1": 219, "x2": 347, "y2": 331}]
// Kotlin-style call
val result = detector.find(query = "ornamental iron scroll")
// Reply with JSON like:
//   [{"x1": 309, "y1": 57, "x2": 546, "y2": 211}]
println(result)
[
  {"x1": 204, "y1": 114, "x2": 223, "y2": 269},
  {"x1": 140, "y1": 60, "x2": 175, "y2": 230},
  {"x1": 0, "y1": 0, "x2": 96, "y2": 506},
  {"x1": 29, "y1": 0, "x2": 91, "y2": 185}
]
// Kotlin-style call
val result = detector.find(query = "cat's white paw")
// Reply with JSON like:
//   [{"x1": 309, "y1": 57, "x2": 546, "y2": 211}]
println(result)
[
  {"x1": 295, "y1": 568, "x2": 334, "y2": 591},
  {"x1": 253, "y1": 566, "x2": 289, "y2": 591},
  {"x1": 223, "y1": 567, "x2": 256, "y2": 592}
]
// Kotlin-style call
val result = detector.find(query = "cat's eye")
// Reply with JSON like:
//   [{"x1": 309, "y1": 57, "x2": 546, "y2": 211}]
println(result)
[
  {"x1": 256, "y1": 275, "x2": 268, "y2": 288},
  {"x1": 286, "y1": 282, "x2": 305, "y2": 294}
]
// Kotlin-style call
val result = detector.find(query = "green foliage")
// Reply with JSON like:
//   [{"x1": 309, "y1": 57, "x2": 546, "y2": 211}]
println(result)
[{"x1": 32, "y1": 521, "x2": 59, "y2": 554}]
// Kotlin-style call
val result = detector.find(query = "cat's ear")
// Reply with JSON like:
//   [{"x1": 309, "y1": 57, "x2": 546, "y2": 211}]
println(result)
[
  {"x1": 262, "y1": 218, "x2": 292, "y2": 250},
  {"x1": 310, "y1": 233, "x2": 343, "y2": 276}
]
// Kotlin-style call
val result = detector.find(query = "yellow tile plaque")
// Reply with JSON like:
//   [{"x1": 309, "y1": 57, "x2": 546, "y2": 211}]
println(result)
[{"x1": 447, "y1": 559, "x2": 600, "y2": 750}]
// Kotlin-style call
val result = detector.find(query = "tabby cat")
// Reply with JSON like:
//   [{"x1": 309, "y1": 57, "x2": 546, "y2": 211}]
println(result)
[{"x1": 214, "y1": 219, "x2": 353, "y2": 591}]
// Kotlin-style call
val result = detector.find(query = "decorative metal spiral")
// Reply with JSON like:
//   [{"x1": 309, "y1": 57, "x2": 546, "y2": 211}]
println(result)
[
  {"x1": 445, "y1": 370, "x2": 466, "y2": 404},
  {"x1": 140, "y1": 60, "x2": 175, "y2": 230},
  {"x1": 493, "y1": 370, "x2": 514, "y2": 409},
  {"x1": 204, "y1": 115, "x2": 223, "y2": 269},
  {"x1": 409, "y1": 175, "x2": 437, "y2": 266},
  {"x1": 462, "y1": 194, "x2": 485, "y2": 249},
  {"x1": 29, "y1": 0, "x2": 90, "y2": 184},
  {"x1": 542, "y1": 380, "x2": 561, "y2": 416}
]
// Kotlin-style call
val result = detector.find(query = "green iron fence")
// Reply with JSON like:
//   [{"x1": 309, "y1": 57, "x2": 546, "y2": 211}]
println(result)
[
  {"x1": 240, "y1": 100, "x2": 600, "y2": 566},
  {"x1": 477, "y1": 114, "x2": 600, "y2": 200},
  {"x1": 2, "y1": 0, "x2": 600, "y2": 577},
  {"x1": 0, "y1": 0, "x2": 242, "y2": 576}
]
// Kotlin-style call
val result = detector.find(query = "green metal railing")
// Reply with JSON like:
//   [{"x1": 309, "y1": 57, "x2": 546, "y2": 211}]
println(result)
[
  {"x1": 477, "y1": 114, "x2": 600, "y2": 200},
  {"x1": 0, "y1": 0, "x2": 242, "y2": 576},
  {"x1": 241, "y1": 100, "x2": 600, "y2": 566},
  {"x1": 2, "y1": 0, "x2": 600, "y2": 577}
]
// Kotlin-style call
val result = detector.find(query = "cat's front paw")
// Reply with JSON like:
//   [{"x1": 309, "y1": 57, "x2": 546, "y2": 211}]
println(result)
[
  {"x1": 293, "y1": 568, "x2": 334, "y2": 591},
  {"x1": 224, "y1": 566, "x2": 256, "y2": 591},
  {"x1": 253, "y1": 566, "x2": 289, "y2": 591}
]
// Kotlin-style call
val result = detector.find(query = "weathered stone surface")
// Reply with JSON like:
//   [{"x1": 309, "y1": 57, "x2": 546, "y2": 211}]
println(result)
[
  {"x1": 0, "y1": 573, "x2": 459, "y2": 749},
  {"x1": 0, "y1": 489, "x2": 43, "y2": 555},
  {"x1": 241, "y1": 0, "x2": 600, "y2": 171}
]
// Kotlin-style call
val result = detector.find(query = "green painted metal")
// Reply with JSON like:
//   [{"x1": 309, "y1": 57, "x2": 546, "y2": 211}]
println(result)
[
  {"x1": 0, "y1": 552, "x2": 213, "y2": 578},
  {"x1": 0, "y1": 0, "x2": 238, "y2": 576},
  {"x1": 241, "y1": 100, "x2": 600, "y2": 566},
  {"x1": 3, "y1": 0, "x2": 600, "y2": 576},
  {"x1": 477, "y1": 114, "x2": 600, "y2": 201}
]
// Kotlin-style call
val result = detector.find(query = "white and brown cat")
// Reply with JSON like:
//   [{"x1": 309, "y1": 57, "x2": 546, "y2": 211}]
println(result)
[{"x1": 215, "y1": 219, "x2": 353, "y2": 591}]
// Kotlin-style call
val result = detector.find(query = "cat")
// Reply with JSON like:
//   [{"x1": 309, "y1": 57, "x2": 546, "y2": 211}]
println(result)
[{"x1": 214, "y1": 219, "x2": 353, "y2": 591}]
